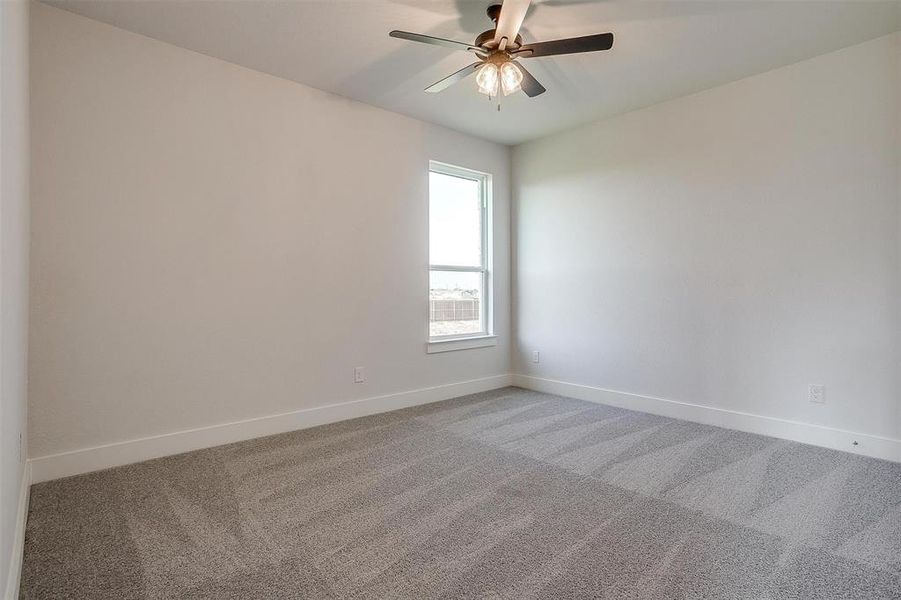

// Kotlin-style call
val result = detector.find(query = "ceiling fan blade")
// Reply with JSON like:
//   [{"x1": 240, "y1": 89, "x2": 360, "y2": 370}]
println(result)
[
  {"x1": 494, "y1": 0, "x2": 531, "y2": 49},
  {"x1": 389, "y1": 30, "x2": 481, "y2": 54},
  {"x1": 516, "y1": 32, "x2": 614, "y2": 58},
  {"x1": 425, "y1": 63, "x2": 482, "y2": 93},
  {"x1": 515, "y1": 63, "x2": 546, "y2": 97}
]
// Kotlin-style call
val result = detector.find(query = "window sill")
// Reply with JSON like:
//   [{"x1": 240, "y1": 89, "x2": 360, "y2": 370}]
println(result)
[{"x1": 427, "y1": 335, "x2": 497, "y2": 354}]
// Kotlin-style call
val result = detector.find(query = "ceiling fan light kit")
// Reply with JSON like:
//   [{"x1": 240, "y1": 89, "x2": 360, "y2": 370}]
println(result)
[
  {"x1": 476, "y1": 59, "x2": 523, "y2": 97},
  {"x1": 389, "y1": 0, "x2": 614, "y2": 102}
]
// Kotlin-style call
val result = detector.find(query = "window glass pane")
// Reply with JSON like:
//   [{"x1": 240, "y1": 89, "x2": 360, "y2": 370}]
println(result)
[
  {"x1": 430, "y1": 271, "x2": 483, "y2": 337},
  {"x1": 429, "y1": 171, "x2": 482, "y2": 267}
]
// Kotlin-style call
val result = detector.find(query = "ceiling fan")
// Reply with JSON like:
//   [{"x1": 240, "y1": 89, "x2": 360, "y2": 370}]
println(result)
[{"x1": 389, "y1": 0, "x2": 614, "y2": 99}]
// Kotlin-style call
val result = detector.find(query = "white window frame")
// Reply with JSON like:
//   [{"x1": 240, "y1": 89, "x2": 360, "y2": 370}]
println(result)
[{"x1": 427, "y1": 161, "x2": 496, "y2": 353}]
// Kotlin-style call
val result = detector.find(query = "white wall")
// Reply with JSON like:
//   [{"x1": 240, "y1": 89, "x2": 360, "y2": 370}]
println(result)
[
  {"x1": 1, "y1": 0, "x2": 30, "y2": 595},
  {"x1": 29, "y1": 3, "x2": 511, "y2": 459},
  {"x1": 514, "y1": 33, "x2": 901, "y2": 441}
]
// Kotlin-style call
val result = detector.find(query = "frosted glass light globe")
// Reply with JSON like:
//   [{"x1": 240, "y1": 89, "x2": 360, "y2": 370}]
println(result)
[
  {"x1": 476, "y1": 63, "x2": 499, "y2": 96},
  {"x1": 500, "y1": 61, "x2": 523, "y2": 96}
]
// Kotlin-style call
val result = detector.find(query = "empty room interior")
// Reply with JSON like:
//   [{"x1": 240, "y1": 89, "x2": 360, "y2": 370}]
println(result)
[{"x1": 3, "y1": 0, "x2": 901, "y2": 597}]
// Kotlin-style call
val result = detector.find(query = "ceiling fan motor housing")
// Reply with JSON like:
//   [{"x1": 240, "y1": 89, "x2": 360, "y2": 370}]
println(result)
[
  {"x1": 475, "y1": 29, "x2": 523, "y2": 51},
  {"x1": 477, "y1": 4, "x2": 523, "y2": 51}
]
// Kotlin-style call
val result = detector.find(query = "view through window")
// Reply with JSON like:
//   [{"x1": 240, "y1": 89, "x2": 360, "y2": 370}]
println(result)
[{"x1": 429, "y1": 163, "x2": 491, "y2": 339}]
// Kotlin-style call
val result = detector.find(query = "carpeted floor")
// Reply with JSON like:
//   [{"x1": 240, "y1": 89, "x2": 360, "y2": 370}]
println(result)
[{"x1": 20, "y1": 387, "x2": 901, "y2": 599}]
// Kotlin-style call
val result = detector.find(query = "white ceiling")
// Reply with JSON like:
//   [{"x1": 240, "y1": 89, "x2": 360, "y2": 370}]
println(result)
[{"x1": 44, "y1": 0, "x2": 901, "y2": 145}]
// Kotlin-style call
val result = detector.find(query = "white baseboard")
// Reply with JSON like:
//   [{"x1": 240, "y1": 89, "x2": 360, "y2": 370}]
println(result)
[
  {"x1": 30, "y1": 372, "x2": 898, "y2": 484},
  {"x1": 4, "y1": 462, "x2": 31, "y2": 600},
  {"x1": 30, "y1": 374, "x2": 512, "y2": 484},
  {"x1": 513, "y1": 375, "x2": 901, "y2": 464}
]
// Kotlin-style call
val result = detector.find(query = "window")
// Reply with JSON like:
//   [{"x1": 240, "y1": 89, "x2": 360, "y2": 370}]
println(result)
[{"x1": 428, "y1": 162, "x2": 494, "y2": 350}]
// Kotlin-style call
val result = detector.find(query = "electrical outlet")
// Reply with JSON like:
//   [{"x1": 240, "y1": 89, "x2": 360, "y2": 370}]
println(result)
[
  {"x1": 532, "y1": 351, "x2": 540, "y2": 364},
  {"x1": 354, "y1": 367, "x2": 365, "y2": 384},
  {"x1": 809, "y1": 384, "x2": 825, "y2": 404}
]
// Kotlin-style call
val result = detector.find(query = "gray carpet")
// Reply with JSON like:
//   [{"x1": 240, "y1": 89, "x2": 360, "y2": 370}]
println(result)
[{"x1": 20, "y1": 387, "x2": 901, "y2": 599}]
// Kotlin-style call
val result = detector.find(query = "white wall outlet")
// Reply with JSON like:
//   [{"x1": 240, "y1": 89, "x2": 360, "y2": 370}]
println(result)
[
  {"x1": 532, "y1": 351, "x2": 540, "y2": 364},
  {"x1": 809, "y1": 384, "x2": 825, "y2": 404},
  {"x1": 354, "y1": 367, "x2": 365, "y2": 384}
]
